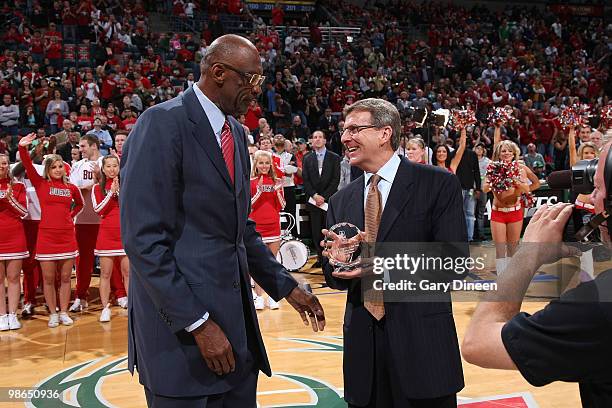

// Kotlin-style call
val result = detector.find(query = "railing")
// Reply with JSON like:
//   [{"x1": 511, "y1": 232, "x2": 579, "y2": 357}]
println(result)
[
  {"x1": 170, "y1": 13, "x2": 250, "y2": 34},
  {"x1": 274, "y1": 25, "x2": 361, "y2": 45},
  {"x1": 169, "y1": 17, "x2": 362, "y2": 46}
]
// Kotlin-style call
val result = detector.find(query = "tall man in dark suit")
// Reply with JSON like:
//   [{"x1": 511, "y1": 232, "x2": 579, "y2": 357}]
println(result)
[
  {"x1": 323, "y1": 98, "x2": 466, "y2": 407},
  {"x1": 455, "y1": 144, "x2": 481, "y2": 241},
  {"x1": 120, "y1": 34, "x2": 325, "y2": 408},
  {"x1": 318, "y1": 107, "x2": 338, "y2": 131},
  {"x1": 302, "y1": 130, "x2": 340, "y2": 268}
]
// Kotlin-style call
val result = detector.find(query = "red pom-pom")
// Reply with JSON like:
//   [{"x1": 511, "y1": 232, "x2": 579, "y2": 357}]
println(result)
[
  {"x1": 558, "y1": 104, "x2": 591, "y2": 129},
  {"x1": 451, "y1": 108, "x2": 477, "y2": 130},
  {"x1": 488, "y1": 106, "x2": 514, "y2": 126},
  {"x1": 486, "y1": 161, "x2": 520, "y2": 194},
  {"x1": 601, "y1": 105, "x2": 612, "y2": 129}
]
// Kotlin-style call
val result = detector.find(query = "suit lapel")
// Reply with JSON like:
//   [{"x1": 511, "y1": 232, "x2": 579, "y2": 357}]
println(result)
[
  {"x1": 183, "y1": 87, "x2": 233, "y2": 189},
  {"x1": 346, "y1": 175, "x2": 365, "y2": 231},
  {"x1": 377, "y1": 158, "x2": 414, "y2": 242}
]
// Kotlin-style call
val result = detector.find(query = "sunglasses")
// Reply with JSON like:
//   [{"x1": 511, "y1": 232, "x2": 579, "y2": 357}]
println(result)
[{"x1": 219, "y1": 63, "x2": 265, "y2": 88}]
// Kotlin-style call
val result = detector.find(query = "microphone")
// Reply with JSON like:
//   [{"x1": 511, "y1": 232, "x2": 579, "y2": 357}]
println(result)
[{"x1": 546, "y1": 170, "x2": 572, "y2": 189}]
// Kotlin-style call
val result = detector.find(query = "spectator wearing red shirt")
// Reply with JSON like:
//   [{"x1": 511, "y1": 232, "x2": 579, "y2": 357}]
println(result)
[
  {"x1": 100, "y1": 74, "x2": 117, "y2": 102},
  {"x1": 133, "y1": 72, "x2": 152, "y2": 90},
  {"x1": 34, "y1": 79, "x2": 52, "y2": 114},
  {"x1": 227, "y1": 0, "x2": 242, "y2": 15},
  {"x1": 176, "y1": 47, "x2": 194, "y2": 63},
  {"x1": 75, "y1": 1, "x2": 92, "y2": 40},
  {"x1": 518, "y1": 115, "x2": 537, "y2": 154},
  {"x1": 329, "y1": 87, "x2": 345, "y2": 114},
  {"x1": 245, "y1": 100, "x2": 263, "y2": 131},
  {"x1": 105, "y1": 105, "x2": 124, "y2": 131},
  {"x1": 271, "y1": 2, "x2": 284, "y2": 26},
  {"x1": 90, "y1": 98, "x2": 105, "y2": 118},
  {"x1": 2, "y1": 26, "x2": 24, "y2": 49},
  {"x1": 29, "y1": 31, "x2": 44, "y2": 63},
  {"x1": 534, "y1": 109, "x2": 557, "y2": 161},
  {"x1": 44, "y1": 23, "x2": 63, "y2": 45},
  {"x1": 172, "y1": 0, "x2": 185, "y2": 16},
  {"x1": 62, "y1": 3, "x2": 78, "y2": 42},
  {"x1": 309, "y1": 24, "x2": 322, "y2": 46},
  {"x1": 76, "y1": 105, "x2": 94, "y2": 132},
  {"x1": 121, "y1": 108, "x2": 137, "y2": 131}
]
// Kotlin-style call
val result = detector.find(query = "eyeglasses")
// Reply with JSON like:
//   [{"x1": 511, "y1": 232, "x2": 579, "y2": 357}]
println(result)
[
  {"x1": 219, "y1": 63, "x2": 265, "y2": 88},
  {"x1": 341, "y1": 124, "x2": 380, "y2": 136}
]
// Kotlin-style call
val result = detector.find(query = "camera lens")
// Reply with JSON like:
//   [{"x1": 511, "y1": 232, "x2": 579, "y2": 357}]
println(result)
[{"x1": 572, "y1": 159, "x2": 598, "y2": 194}]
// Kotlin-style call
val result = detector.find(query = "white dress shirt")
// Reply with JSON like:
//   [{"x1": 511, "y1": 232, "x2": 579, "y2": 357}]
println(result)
[
  {"x1": 363, "y1": 153, "x2": 401, "y2": 211},
  {"x1": 193, "y1": 83, "x2": 225, "y2": 148}
]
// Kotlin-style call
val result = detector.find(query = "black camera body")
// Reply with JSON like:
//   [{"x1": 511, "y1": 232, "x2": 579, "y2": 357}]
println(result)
[{"x1": 547, "y1": 146, "x2": 612, "y2": 242}]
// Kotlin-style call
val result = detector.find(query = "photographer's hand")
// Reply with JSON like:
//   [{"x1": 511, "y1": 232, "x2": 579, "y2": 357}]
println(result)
[{"x1": 521, "y1": 203, "x2": 581, "y2": 266}]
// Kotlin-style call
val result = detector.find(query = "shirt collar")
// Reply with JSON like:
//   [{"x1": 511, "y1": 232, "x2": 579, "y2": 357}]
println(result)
[
  {"x1": 364, "y1": 154, "x2": 401, "y2": 186},
  {"x1": 193, "y1": 83, "x2": 225, "y2": 136},
  {"x1": 315, "y1": 147, "x2": 326, "y2": 156}
]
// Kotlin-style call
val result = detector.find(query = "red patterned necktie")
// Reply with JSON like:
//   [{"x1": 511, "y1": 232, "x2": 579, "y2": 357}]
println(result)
[{"x1": 221, "y1": 120, "x2": 235, "y2": 185}]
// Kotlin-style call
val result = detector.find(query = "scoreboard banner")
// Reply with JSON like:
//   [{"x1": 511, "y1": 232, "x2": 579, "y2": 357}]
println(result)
[
  {"x1": 247, "y1": 0, "x2": 315, "y2": 12},
  {"x1": 549, "y1": 4, "x2": 604, "y2": 17}
]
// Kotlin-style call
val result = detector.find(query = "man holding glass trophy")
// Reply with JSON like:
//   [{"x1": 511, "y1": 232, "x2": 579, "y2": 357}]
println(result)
[{"x1": 322, "y1": 99, "x2": 468, "y2": 408}]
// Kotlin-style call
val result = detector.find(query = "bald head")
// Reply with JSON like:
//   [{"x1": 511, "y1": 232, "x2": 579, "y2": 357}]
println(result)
[
  {"x1": 202, "y1": 34, "x2": 258, "y2": 71},
  {"x1": 197, "y1": 34, "x2": 263, "y2": 116}
]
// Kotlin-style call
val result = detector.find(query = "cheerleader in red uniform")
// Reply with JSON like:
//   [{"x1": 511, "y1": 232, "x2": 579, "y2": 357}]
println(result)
[
  {"x1": 92, "y1": 155, "x2": 129, "y2": 322},
  {"x1": 250, "y1": 150, "x2": 286, "y2": 310},
  {"x1": 0, "y1": 153, "x2": 28, "y2": 331},
  {"x1": 484, "y1": 126, "x2": 540, "y2": 275},
  {"x1": 18, "y1": 134, "x2": 84, "y2": 328}
]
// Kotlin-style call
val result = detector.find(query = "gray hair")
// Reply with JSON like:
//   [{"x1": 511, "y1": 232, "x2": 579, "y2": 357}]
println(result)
[{"x1": 343, "y1": 98, "x2": 401, "y2": 150}]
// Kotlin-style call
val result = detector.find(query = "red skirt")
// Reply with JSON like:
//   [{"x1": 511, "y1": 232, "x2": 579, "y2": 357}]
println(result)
[
  {"x1": 0, "y1": 224, "x2": 29, "y2": 260},
  {"x1": 256, "y1": 221, "x2": 281, "y2": 243},
  {"x1": 35, "y1": 227, "x2": 79, "y2": 261},
  {"x1": 95, "y1": 226, "x2": 125, "y2": 257}
]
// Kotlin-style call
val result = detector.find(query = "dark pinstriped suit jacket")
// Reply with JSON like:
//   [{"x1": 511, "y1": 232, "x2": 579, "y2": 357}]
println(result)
[{"x1": 323, "y1": 157, "x2": 467, "y2": 405}]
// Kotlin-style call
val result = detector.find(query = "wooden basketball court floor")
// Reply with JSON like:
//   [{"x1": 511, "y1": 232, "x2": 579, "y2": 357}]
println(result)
[{"x1": 1, "y1": 258, "x2": 585, "y2": 408}]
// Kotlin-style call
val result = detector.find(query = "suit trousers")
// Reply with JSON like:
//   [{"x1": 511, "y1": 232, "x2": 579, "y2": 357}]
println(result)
[
  {"x1": 307, "y1": 204, "x2": 326, "y2": 262},
  {"x1": 348, "y1": 317, "x2": 457, "y2": 408},
  {"x1": 144, "y1": 361, "x2": 258, "y2": 408}
]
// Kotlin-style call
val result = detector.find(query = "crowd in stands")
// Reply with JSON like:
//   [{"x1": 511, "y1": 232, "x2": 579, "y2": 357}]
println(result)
[{"x1": 0, "y1": 0, "x2": 609, "y2": 177}]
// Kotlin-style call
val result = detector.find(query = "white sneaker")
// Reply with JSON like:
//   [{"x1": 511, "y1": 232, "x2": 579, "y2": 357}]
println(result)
[
  {"x1": 21, "y1": 303, "x2": 33, "y2": 317},
  {"x1": 267, "y1": 298, "x2": 280, "y2": 310},
  {"x1": 8, "y1": 314, "x2": 21, "y2": 330},
  {"x1": 59, "y1": 312, "x2": 73, "y2": 326},
  {"x1": 0, "y1": 315, "x2": 8, "y2": 331},
  {"x1": 69, "y1": 298, "x2": 87, "y2": 312},
  {"x1": 99, "y1": 305, "x2": 112, "y2": 322},
  {"x1": 48, "y1": 313, "x2": 59, "y2": 328},
  {"x1": 117, "y1": 297, "x2": 128, "y2": 309},
  {"x1": 254, "y1": 296, "x2": 265, "y2": 310}
]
